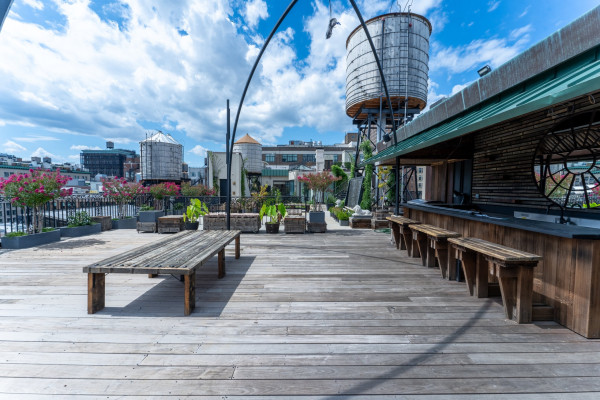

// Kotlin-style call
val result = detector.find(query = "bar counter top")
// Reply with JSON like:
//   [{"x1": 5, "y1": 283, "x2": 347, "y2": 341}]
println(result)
[{"x1": 404, "y1": 203, "x2": 600, "y2": 239}]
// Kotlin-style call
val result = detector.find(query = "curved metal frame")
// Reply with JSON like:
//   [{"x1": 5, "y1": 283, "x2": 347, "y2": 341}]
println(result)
[{"x1": 226, "y1": 0, "x2": 399, "y2": 228}]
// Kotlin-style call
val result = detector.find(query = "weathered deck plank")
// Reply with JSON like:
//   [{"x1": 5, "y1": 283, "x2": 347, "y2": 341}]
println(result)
[{"x1": 1, "y1": 226, "x2": 599, "y2": 397}]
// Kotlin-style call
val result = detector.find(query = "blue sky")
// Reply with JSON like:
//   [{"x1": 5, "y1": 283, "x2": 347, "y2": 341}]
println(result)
[{"x1": 0, "y1": 0, "x2": 598, "y2": 167}]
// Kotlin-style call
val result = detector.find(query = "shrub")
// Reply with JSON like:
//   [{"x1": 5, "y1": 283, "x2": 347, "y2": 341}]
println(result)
[
  {"x1": 5, "y1": 231, "x2": 27, "y2": 237},
  {"x1": 67, "y1": 211, "x2": 92, "y2": 227},
  {"x1": 102, "y1": 178, "x2": 147, "y2": 219}
]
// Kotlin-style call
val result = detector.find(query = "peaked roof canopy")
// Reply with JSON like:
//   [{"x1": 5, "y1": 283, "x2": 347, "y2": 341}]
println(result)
[
  {"x1": 140, "y1": 131, "x2": 180, "y2": 145},
  {"x1": 235, "y1": 134, "x2": 261, "y2": 145}
]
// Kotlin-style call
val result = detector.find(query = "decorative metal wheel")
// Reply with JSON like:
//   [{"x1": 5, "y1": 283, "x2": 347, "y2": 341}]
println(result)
[{"x1": 533, "y1": 111, "x2": 600, "y2": 209}]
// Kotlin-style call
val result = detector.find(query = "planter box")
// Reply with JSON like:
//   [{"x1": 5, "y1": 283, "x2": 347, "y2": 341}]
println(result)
[
  {"x1": 265, "y1": 223, "x2": 280, "y2": 233},
  {"x1": 307, "y1": 222, "x2": 327, "y2": 233},
  {"x1": 91, "y1": 216, "x2": 112, "y2": 231},
  {"x1": 203, "y1": 213, "x2": 261, "y2": 233},
  {"x1": 308, "y1": 211, "x2": 326, "y2": 224},
  {"x1": 136, "y1": 222, "x2": 156, "y2": 233},
  {"x1": 371, "y1": 219, "x2": 389, "y2": 229},
  {"x1": 59, "y1": 223, "x2": 102, "y2": 238},
  {"x1": 158, "y1": 216, "x2": 185, "y2": 234},
  {"x1": 284, "y1": 216, "x2": 305, "y2": 234},
  {"x1": 350, "y1": 216, "x2": 372, "y2": 229},
  {"x1": 138, "y1": 210, "x2": 165, "y2": 223},
  {"x1": 1, "y1": 229, "x2": 61, "y2": 249},
  {"x1": 339, "y1": 220, "x2": 349, "y2": 226},
  {"x1": 111, "y1": 218, "x2": 137, "y2": 230}
]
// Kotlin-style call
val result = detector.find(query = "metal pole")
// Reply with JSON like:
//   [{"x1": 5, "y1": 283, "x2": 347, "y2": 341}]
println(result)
[
  {"x1": 395, "y1": 156, "x2": 400, "y2": 215},
  {"x1": 226, "y1": 99, "x2": 231, "y2": 230}
]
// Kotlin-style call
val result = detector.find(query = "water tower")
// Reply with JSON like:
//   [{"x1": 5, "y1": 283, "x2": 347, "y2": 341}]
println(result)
[
  {"x1": 233, "y1": 134, "x2": 263, "y2": 174},
  {"x1": 346, "y1": 12, "x2": 431, "y2": 141},
  {"x1": 140, "y1": 131, "x2": 183, "y2": 183}
]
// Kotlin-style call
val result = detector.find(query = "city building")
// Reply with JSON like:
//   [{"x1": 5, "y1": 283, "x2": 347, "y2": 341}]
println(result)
[{"x1": 80, "y1": 142, "x2": 138, "y2": 180}]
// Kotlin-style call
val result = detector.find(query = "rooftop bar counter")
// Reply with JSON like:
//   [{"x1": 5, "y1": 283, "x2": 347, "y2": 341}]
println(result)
[{"x1": 404, "y1": 203, "x2": 600, "y2": 338}]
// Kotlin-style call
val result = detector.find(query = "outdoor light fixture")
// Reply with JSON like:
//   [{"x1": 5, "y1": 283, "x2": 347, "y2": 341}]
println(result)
[
  {"x1": 383, "y1": 133, "x2": 392, "y2": 143},
  {"x1": 478, "y1": 65, "x2": 492, "y2": 77}
]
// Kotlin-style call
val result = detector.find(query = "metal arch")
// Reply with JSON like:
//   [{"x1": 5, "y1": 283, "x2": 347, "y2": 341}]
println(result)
[{"x1": 226, "y1": 0, "x2": 401, "y2": 228}]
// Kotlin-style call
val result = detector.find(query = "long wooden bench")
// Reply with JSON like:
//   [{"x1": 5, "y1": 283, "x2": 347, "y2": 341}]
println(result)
[
  {"x1": 83, "y1": 230, "x2": 241, "y2": 316},
  {"x1": 409, "y1": 223, "x2": 461, "y2": 279},
  {"x1": 448, "y1": 237, "x2": 541, "y2": 323},
  {"x1": 386, "y1": 216, "x2": 421, "y2": 257}
]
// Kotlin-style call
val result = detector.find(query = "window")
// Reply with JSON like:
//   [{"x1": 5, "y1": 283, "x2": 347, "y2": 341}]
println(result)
[
  {"x1": 418, "y1": 167, "x2": 423, "y2": 173},
  {"x1": 282, "y1": 154, "x2": 297, "y2": 162},
  {"x1": 333, "y1": 154, "x2": 339, "y2": 163},
  {"x1": 265, "y1": 154, "x2": 275, "y2": 162},
  {"x1": 3, "y1": 172, "x2": 8, "y2": 177},
  {"x1": 303, "y1": 154, "x2": 316, "y2": 163}
]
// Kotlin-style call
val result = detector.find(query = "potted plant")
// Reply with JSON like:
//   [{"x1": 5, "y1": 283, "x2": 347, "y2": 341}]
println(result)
[
  {"x1": 297, "y1": 171, "x2": 341, "y2": 224},
  {"x1": 337, "y1": 209, "x2": 350, "y2": 226},
  {"x1": 183, "y1": 198, "x2": 209, "y2": 230},
  {"x1": 259, "y1": 203, "x2": 287, "y2": 233},
  {"x1": 138, "y1": 204, "x2": 164, "y2": 223},
  {"x1": 102, "y1": 177, "x2": 147, "y2": 229},
  {"x1": 59, "y1": 211, "x2": 102, "y2": 237},
  {"x1": 0, "y1": 168, "x2": 71, "y2": 249}
]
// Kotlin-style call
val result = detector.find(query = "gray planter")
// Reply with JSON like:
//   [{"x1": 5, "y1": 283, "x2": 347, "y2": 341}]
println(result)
[
  {"x1": 339, "y1": 220, "x2": 349, "y2": 226},
  {"x1": 1, "y1": 229, "x2": 61, "y2": 249},
  {"x1": 111, "y1": 218, "x2": 137, "y2": 229},
  {"x1": 59, "y1": 223, "x2": 102, "y2": 238},
  {"x1": 308, "y1": 211, "x2": 326, "y2": 224},
  {"x1": 138, "y1": 210, "x2": 165, "y2": 223}
]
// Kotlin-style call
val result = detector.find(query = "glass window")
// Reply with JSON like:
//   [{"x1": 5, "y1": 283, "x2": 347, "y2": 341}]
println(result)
[
  {"x1": 333, "y1": 154, "x2": 339, "y2": 163},
  {"x1": 282, "y1": 154, "x2": 297, "y2": 162},
  {"x1": 265, "y1": 154, "x2": 275, "y2": 162},
  {"x1": 303, "y1": 154, "x2": 316, "y2": 162}
]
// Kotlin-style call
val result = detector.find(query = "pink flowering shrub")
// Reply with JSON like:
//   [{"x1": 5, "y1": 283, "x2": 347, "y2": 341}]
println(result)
[
  {"x1": 102, "y1": 177, "x2": 147, "y2": 219},
  {"x1": 297, "y1": 171, "x2": 341, "y2": 211},
  {"x1": 149, "y1": 182, "x2": 180, "y2": 210},
  {"x1": 0, "y1": 169, "x2": 72, "y2": 233}
]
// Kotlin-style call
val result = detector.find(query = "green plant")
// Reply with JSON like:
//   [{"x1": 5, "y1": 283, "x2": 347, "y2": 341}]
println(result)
[
  {"x1": 337, "y1": 210, "x2": 350, "y2": 221},
  {"x1": 140, "y1": 205, "x2": 154, "y2": 211},
  {"x1": 360, "y1": 139, "x2": 373, "y2": 211},
  {"x1": 583, "y1": 202, "x2": 600, "y2": 208},
  {"x1": 42, "y1": 227, "x2": 55, "y2": 232},
  {"x1": 5, "y1": 231, "x2": 27, "y2": 237},
  {"x1": 297, "y1": 171, "x2": 341, "y2": 211},
  {"x1": 182, "y1": 198, "x2": 209, "y2": 223},
  {"x1": 67, "y1": 211, "x2": 92, "y2": 227},
  {"x1": 259, "y1": 203, "x2": 287, "y2": 224}
]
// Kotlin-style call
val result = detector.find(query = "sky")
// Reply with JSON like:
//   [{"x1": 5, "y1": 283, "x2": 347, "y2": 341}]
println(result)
[{"x1": 0, "y1": 0, "x2": 598, "y2": 167}]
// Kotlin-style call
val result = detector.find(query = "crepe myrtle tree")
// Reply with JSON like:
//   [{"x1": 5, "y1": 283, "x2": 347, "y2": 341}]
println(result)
[
  {"x1": 297, "y1": 171, "x2": 341, "y2": 211},
  {"x1": 102, "y1": 177, "x2": 147, "y2": 219},
  {"x1": 0, "y1": 169, "x2": 72, "y2": 233}
]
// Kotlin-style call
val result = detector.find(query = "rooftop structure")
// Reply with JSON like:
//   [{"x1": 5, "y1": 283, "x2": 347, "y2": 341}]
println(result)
[
  {"x1": 81, "y1": 142, "x2": 137, "y2": 180},
  {"x1": 140, "y1": 131, "x2": 184, "y2": 183}
]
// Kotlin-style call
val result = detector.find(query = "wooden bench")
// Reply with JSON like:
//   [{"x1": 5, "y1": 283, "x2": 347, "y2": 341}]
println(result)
[
  {"x1": 448, "y1": 237, "x2": 541, "y2": 323},
  {"x1": 386, "y1": 216, "x2": 421, "y2": 258},
  {"x1": 409, "y1": 224, "x2": 461, "y2": 279},
  {"x1": 83, "y1": 230, "x2": 241, "y2": 316}
]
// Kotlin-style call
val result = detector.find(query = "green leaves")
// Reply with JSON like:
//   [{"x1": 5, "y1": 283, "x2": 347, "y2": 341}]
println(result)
[
  {"x1": 260, "y1": 203, "x2": 287, "y2": 224},
  {"x1": 183, "y1": 198, "x2": 209, "y2": 222}
]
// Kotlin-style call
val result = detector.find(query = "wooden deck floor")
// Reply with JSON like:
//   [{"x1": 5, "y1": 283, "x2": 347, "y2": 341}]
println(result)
[{"x1": 1, "y1": 225, "x2": 600, "y2": 398}]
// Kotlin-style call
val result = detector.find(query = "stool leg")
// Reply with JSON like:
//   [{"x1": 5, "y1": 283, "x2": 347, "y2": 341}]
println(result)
[{"x1": 184, "y1": 272, "x2": 196, "y2": 316}]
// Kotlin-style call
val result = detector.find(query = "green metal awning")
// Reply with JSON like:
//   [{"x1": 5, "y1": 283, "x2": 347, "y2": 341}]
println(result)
[
  {"x1": 364, "y1": 46, "x2": 600, "y2": 165},
  {"x1": 261, "y1": 168, "x2": 289, "y2": 177}
]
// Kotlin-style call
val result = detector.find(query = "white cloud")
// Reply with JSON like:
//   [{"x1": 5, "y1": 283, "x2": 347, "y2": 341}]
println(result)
[
  {"x1": 4, "y1": 140, "x2": 26, "y2": 153},
  {"x1": 451, "y1": 82, "x2": 472, "y2": 95},
  {"x1": 70, "y1": 145, "x2": 102, "y2": 151},
  {"x1": 189, "y1": 145, "x2": 208, "y2": 158},
  {"x1": 30, "y1": 147, "x2": 59, "y2": 160},
  {"x1": 243, "y1": 0, "x2": 268, "y2": 30},
  {"x1": 519, "y1": 6, "x2": 530, "y2": 18},
  {"x1": 430, "y1": 37, "x2": 528, "y2": 74},
  {"x1": 14, "y1": 135, "x2": 60, "y2": 142},
  {"x1": 488, "y1": 1, "x2": 501, "y2": 12},
  {"x1": 23, "y1": 0, "x2": 44, "y2": 11},
  {"x1": 509, "y1": 25, "x2": 533, "y2": 41}
]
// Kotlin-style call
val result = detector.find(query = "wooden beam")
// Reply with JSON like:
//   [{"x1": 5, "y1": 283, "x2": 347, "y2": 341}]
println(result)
[{"x1": 87, "y1": 273, "x2": 105, "y2": 314}]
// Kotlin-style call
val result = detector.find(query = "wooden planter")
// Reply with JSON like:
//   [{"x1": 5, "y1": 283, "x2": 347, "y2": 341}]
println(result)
[
  {"x1": 158, "y1": 216, "x2": 185, "y2": 234},
  {"x1": 1, "y1": 229, "x2": 61, "y2": 249},
  {"x1": 91, "y1": 216, "x2": 112, "y2": 231},
  {"x1": 284, "y1": 216, "x2": 305, "y2": 234},
  {"x1": 203, "y1": 213, "x2": 261, "y2": 233},
  {"x1": 111, "y1": 218, "x2": 137, "y2": 230},
  {"x1": 59, "y1": 223, "x2": 102, "y2": 238}
]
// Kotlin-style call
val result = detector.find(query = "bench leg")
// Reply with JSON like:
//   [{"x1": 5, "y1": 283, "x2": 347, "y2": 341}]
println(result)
[
  {"x1": 459, "y1": 251, "x2": 476, "y2": 296},
  {"x1": 434, "y1": 243, "x2": 448, "y2": 279},
  {"x1": 184, "y1": 272, "x2": 196, "y2": 316},
  {"x1": 218, "y1": 248, "x2": 226, "y2": 279},
  {"x1": 235, "y1": 236, "x2": 240, "y2": 259},
  {"x1": 148, "y1": 274, "x2": 157, "y2": 278},
  {"x1": 390, "y1": 223, "x2": 402, "y2": 250},
  {"x1": 401, "y1": 230, "x2": 416, "y2": 257},
  {"x1": 498, "y1": 267, "x2": 533, "y2": 323},
  {"x1": 447, "y1": 247, "x2": 457, "y2": 281},
  {"x1": 414, "y1": 232, "x2": 428, "y2": 266},
  {"x1": 426, "y1": 239, "x2": 436, "y2": 268},
  {"x1": 88, "y1": 273, "x2": 105, "y2": 314},
  {"x1": 475, "y1": 255, "x2": 489, "y2": 298}
]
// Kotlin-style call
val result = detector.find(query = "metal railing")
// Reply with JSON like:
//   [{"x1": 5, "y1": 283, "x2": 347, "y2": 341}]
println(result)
[{"x1": 0, "y1": 194, "x2": 310, "y2": 235}]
